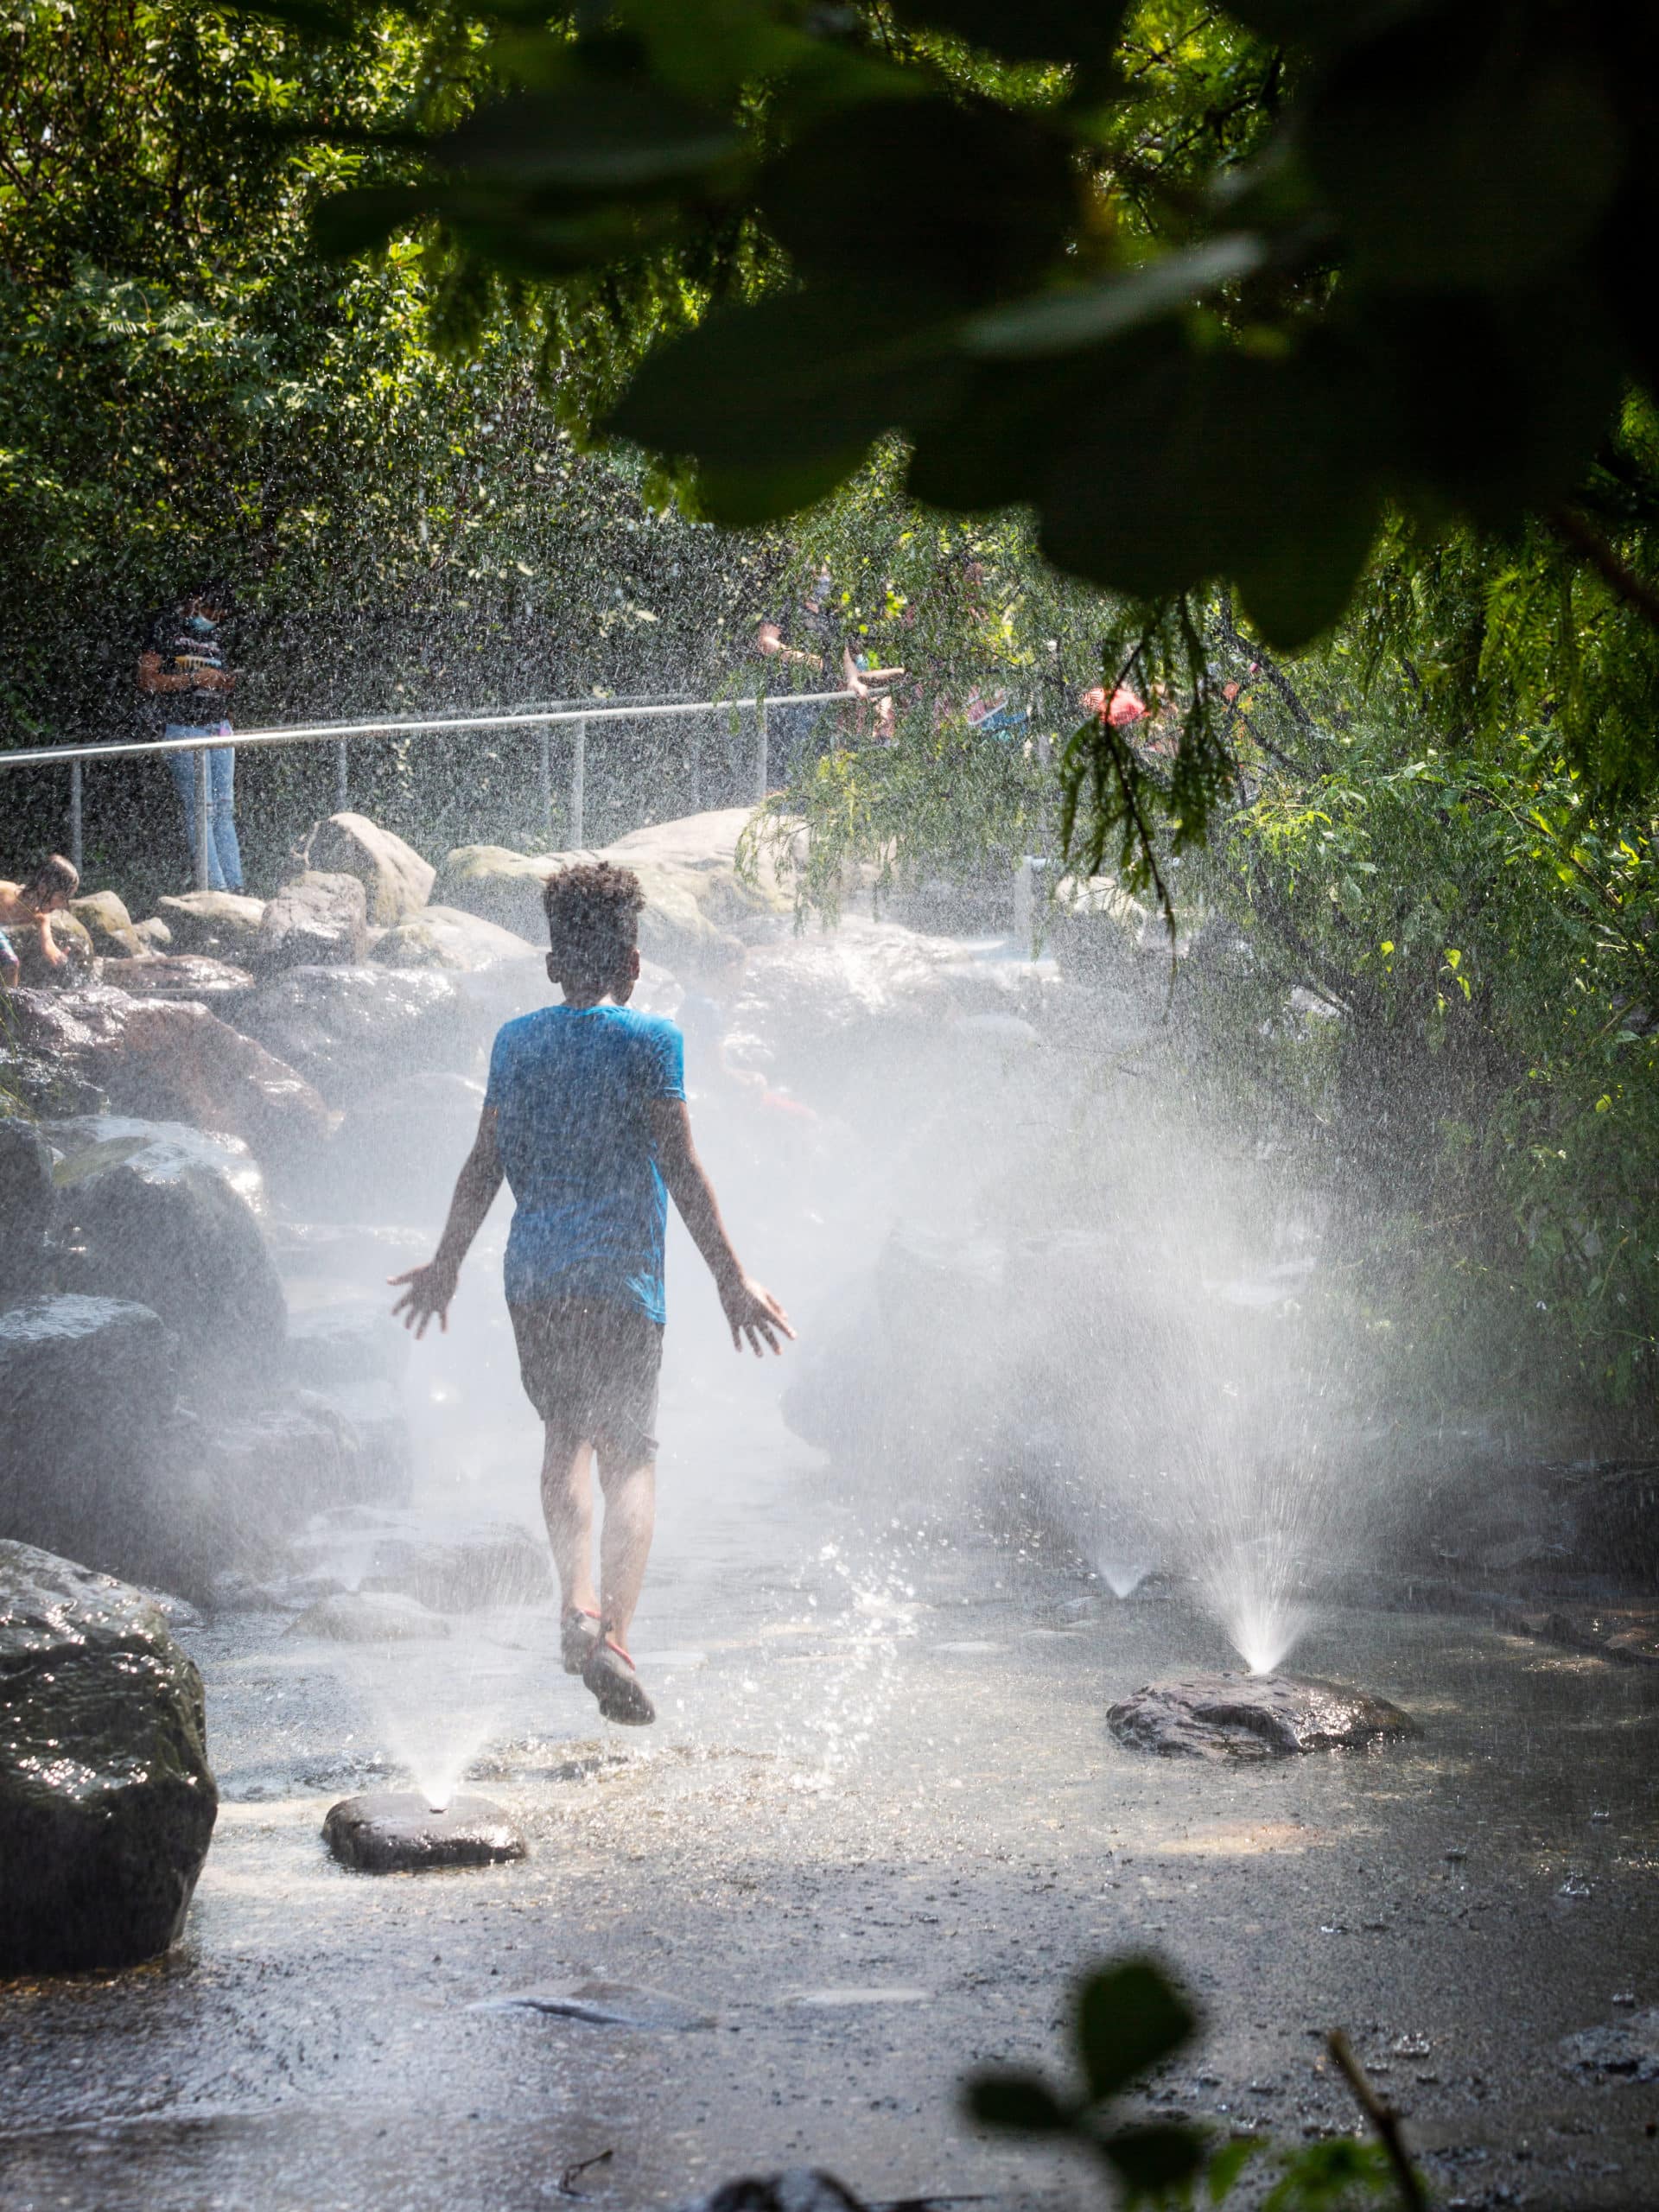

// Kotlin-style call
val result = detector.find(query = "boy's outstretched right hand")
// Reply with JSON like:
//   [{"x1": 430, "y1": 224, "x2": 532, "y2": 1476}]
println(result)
[
  {"x1": 718, "y1": 1274, "x2": 796, "y2": 1358},
  {"x1": 389, "y1": 1256, "x2": 460, "y2": 1339}
]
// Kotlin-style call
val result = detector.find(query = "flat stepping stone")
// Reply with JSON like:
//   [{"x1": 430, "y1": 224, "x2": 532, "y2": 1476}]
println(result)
[
  {"x1": 1562, "y1": 2010, "x2": 1659, "y2": 2081},
  {"x1": 477, "y1": 1980, "x2": 714, "y2": 2030},
  {"x1": 323, "y1": 1790, "x2": 524, "y2": 1872},
  {"x1": 1108, "y1": 1672, "x2": 1418, "y2": 1762}
]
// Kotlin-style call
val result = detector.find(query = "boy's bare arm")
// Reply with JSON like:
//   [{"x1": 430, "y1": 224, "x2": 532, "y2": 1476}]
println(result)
[
  {"x1": 651, "y1": 1098, "x2": 795, "y2": 1356},
  {"x1": 390, "y1": 1105, "x2": 505, "y2": 1338}
]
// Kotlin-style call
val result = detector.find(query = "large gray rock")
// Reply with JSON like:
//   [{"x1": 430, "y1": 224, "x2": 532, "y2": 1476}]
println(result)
[
  {"x1": 0, "y1": 1541, "x2": 218, "y2": 1972},
  {"x1": 293, "y1": 1510, "x2": 552, "y2": 1611},
  {"x1": 2, "y1": 987, "x2": 332, "y2": 1166},
  {"x1": 154, "y1": 890, "x2": 266, "y2": 959},
  {"x1": 0, "y1": 1297, "x2": 181, "y2": 1580},
  {"x1": 238, "y1": 965, "x2": 484, "y2": 1107},
  {"x1": 70, "y1": 890, "x2": 144, "y2": 958},
  {"x1": 284, "y1": 1300, "x2": 410, "y2": 1389},
  {"x1": 433, "y1": 808, "x2": 793, "y2": 969},
  {"x1": 255, "y1": 872, "x2": 368, "y2": 972},
  {"x1": 48, "y1": 1116, "x2": 285, "y2": 1365},
  {"x1": 318, "y1": 1071, "x2": 486, "y2": 1222},
  {"x1": 13, "y1": 909, "x2": 95, "y2": 984},
  {"x1": 304, "y1": 813, "x2": 435, "y2": 925},
  {"x1": 372, "y1": 905, "x2": 539, "y2": 973},
  {"x1": 99, "y1": 953, "x2": 256, "y2": 1005},
  {"x1": 289, "y1": 1588, "x2": 448, "y2": 1643},
  {"x1": 133, "y1": 915, "x2": 173, "y2": 951},
  {"x1": 185, "y1": 1388, "x2": 411, "y2": 1544},
  {"x1": 47, "y1": 1114, "x2": 265, "y2": 1212},
  {"x1": 0, "y1": 1118, "x2": 55, "y2": 1303},
  {"x1": 1107, "y1": 1672, "x2": 1419, "y2": 1762}
]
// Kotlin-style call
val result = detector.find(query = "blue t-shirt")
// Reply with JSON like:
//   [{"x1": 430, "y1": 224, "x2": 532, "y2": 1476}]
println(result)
[{"x1": 485, "y1": 1004, "x2": 685, "y2": 1323}]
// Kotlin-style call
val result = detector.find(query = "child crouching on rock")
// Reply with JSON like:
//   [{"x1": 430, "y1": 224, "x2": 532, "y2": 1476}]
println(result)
[
  {"x1": 0, "y1": 855, "x2": 79, "y2": 988},
  {"x1": 390, "y1": 860, "x2": 793, "y2": 1726}
]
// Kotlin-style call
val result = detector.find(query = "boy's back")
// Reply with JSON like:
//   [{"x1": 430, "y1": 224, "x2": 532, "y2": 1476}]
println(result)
[{"x1": 486, "y1": 1002, "x2": 684, "y2": 1322}]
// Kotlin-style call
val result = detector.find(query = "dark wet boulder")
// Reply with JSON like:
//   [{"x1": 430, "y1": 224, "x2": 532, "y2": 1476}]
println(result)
[
  {"x1": 99, "y1": 953, "x2": 257, "y2": 1006},
  {"x1": 0, "y1": 1118, "x2": 55, "y2": 1302},
  {"x1": 70, "y1": 891, "x2": 144, "y2": 958},
  {"x1": 0, "y1": 1540, "x2": 218, "y2": 1971},
  {"x1": 0, "y1": 1296, "x2": 180, "y2": 1580},
  {"x1": 323, "y1": 1789, "x2": 524, "y2": 1872},
  {"x1": 48, "y1": 1115, "x2": 284, "y2": 1367},
  {"x1": 1107, "y1": 1672, "x2": 1419, "y2": 1762},
  {"x1": 238, "y1": 965, "x2": 485, "y2": 1106},
  {"x1": 254, "y1": 872, "x2": 368, "y2": 972},
  {"x1": 303, "y1": 812, "x2": 435, "y2": 925},
  {"x1": 2, "y1": 986, "x2": 331, "y2": 1166},
  {"x1": 156, "y1": 890, "x2": 266, "y2": 959},
  {"x1": 316, "y1": 1071, "x2": 486, "y2": 1222}
]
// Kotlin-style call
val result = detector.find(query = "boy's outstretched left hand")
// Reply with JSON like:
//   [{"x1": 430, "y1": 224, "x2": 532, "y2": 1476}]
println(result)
[
  {"x1": 719, "y1": 1274, "x2": 796, "y2": 1357},
  {"x1": 389, "y1": 1256, "x2": 460, "y2": 1338}
]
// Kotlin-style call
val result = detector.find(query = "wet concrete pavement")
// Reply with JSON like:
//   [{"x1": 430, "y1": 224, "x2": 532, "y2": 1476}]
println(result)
[{"x1": 5, "y1": 1310, "x2": 1659, "y2": 2212}]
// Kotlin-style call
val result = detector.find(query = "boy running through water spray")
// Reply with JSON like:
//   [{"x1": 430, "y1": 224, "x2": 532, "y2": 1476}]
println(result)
[{"x1": 391, "y1": 861, "x2": 794, "y2": 1726}]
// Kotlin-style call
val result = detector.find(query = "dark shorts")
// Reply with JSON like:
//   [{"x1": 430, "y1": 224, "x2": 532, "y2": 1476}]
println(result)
[{"x1": 508, "y1": 1297, "x2": 664, "y2": 1465}]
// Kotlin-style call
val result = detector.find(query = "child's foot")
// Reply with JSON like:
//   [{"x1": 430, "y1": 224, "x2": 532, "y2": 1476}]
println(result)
[
  {"x1": 561, "y1": 1607, "x2": 601, "y2": 1676},
  {"x1": 582, "y1": 1637, "x2": 656, "y2": 1726}
]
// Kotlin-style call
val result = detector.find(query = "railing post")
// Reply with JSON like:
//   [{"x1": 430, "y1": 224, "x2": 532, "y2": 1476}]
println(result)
[
  {"x1": 335, "y1": 739, "x2": 349, "y2": 813},
  {"x1": 570, "y1": 718, "x2": 586, "y2": 848},
  {"x1": 753, "y1": 696, "x2": 769, "y2": 804},
  {"x1": 538, "y1": 722, "x2": 554, "y2": 843},
  {"x1": 68, "y1": 759, "x2": 83, "y2": 873},
  {"x1": 690, "y1": 719, "x2": 702, "y2": 815},
  {"x1": 194, "y1": 746, "x2": 213, "y2": 890}
]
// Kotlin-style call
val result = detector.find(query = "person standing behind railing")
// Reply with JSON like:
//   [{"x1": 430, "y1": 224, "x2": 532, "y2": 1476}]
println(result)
[
  {"x1": 753, "y1": 571, "x2": 903, "y2": 782},
  {"x1": 136, "y1": 582, "x2": 245, "y2": 893}
]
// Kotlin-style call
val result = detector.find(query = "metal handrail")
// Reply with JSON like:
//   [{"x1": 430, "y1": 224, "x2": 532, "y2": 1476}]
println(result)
[
  {"x1": 2, "y1": 688, "x2": 855, "y2": 890},
  {"x1": 0, "y1": 690, "x2": 855, "y2": 770}
]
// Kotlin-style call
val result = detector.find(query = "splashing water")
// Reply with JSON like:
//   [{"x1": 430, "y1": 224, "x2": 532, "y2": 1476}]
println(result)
[{"x1": 1098, "y1": 1558, "x2": 1153, "y2": 1599}]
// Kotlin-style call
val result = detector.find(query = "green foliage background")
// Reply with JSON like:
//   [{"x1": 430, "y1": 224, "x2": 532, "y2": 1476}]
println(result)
[{"x1": 7, "y1": 0, "x2": 1659, "y2": 1447}]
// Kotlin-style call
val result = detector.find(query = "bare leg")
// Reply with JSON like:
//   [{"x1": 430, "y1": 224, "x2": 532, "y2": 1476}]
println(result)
[
  {"x1": 540, "y1": 1430, "x2": 598, "y2": 1616},
  {"x1": 594, "y1": 1452, "x2": 656, "y2": 1646}
]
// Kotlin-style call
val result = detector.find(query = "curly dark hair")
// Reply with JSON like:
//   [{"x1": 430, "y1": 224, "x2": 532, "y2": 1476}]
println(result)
[{"x1": 541, "y1": 860, "x2": 645, "y2": 984}]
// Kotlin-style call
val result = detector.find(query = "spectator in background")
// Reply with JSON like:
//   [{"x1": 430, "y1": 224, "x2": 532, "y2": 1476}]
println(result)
[
  {"x1": 0, "y1": 855, "x2": 79, "y2": 987},
  {"x1": 137, "y1": 582, "x2": 244, "y2": 892},
  {"x1": 754, "y1": 572, "x2": 904, "y2": 780},
  {"x1": 1082, "y1": 678, "x2": 1177, "y2": 759}
]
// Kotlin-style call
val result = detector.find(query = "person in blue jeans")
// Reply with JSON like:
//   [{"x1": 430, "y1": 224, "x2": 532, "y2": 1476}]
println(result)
[
  {"x1": 390, "y1": 861, "x2": 793, "y2": 1726},
  {"x1": 137, "y1": 585, "x2": 244, "y2": 892}
]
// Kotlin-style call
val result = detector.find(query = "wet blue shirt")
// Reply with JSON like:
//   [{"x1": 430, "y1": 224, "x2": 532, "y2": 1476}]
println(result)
[{"x1": 485, "y1": 1004, "x2": 685, "y2": 1323}]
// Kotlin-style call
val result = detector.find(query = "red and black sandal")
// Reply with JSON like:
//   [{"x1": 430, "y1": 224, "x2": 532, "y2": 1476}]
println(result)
[
  {"x1": 582, "y1": 1634, "x2": 656, "y2": 1726},
  {"x1": 560, "y1": 1607, "x2": 601, "y2": 1677}
]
